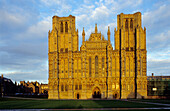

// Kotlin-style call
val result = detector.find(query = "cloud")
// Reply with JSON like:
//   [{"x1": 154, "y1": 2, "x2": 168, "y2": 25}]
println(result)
[
  {"x1": 91, "y1": 5, "x2": 110, "y2": 21},
  {"x1": 2, "y1": 65, "x2": 48, "y2": 83},
  {"x1": 40, "y1": 0, "x2": 61, "y2": 6},
  {"x1": 148, "y1": 59, "x2": 170, "y2": 76},
  {"x1": 15, "y1": 17, "x2": 51, "y2": 41},
  {"x1": 143, "y1": 4, "x2": 170, "y2": 35},
  {"x1": 0, "y1": 10, "x2": 36, "y2": 39},
  {"x1": 73, "y1": 5, "x2": 95, "y2": 15},
  {"x1": 1, "y1": 54, "x2": 48, "y2": 83},
  {"x1": 104, "y1": 0, "x2": 143, "y2": 12},
  {"x1": 0, "y1": 15, "x2": 50, "y2": 70},
  {"x1": 147, "y1": 30, "x2": 170, "y2": 53},
  {"x1": 0, "y1": 0, "x2": 48, "y2": 83},
  {"x1": 40, "y1": 0, "x2": 72, "y2": 16}
]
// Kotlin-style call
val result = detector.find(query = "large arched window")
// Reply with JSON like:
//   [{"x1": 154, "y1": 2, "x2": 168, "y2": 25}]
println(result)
[
  {"x1": 95, "y1": 56, "x2": 98, "y2": 77},
  {"x1": 60, "y1": 22, "x2": 63, "y2": 32},
  {"x1": 89, "y1": 57, "x2": 91, "y2": 77},
  {"x1": 65, "y1": 22, "x2": 68, "y2": 32},
  {"x1": 130, "y1": 19, "x2": 133, "y2": 30},
  {"x1": 125, "y1": 19, "x2": 128, "y2": 30}
]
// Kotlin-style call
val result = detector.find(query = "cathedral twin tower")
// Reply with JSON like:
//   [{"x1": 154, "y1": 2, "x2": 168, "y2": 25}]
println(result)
[{"x1": 48, "y1": 12, "x2": 147, "y2": 99}]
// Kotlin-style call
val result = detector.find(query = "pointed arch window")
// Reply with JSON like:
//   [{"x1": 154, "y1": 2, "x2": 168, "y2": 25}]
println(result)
[
  {"x1": 95, "y1": 56, "x2": 98, "y2": 77},
  {"x1": 130, "y1": 19, "x2": 133, "y2": 30},
  {"x1": 61, "y1": 84, "x2": 64, "y2": 91},
  {"x1": 65, "y1": 84, "x2": 68, "y2": 91},
  {"x1": 89, "y1": 57, "x2": 91, "y2": 77},
  {"x1": 75, "y1": 84, "x2": 78, "y2": 90},
  {"x1": 52, "y1": 59, "x2": 55, "y2": 77},
  {"x1": 60, "y1": 22, "x2": 63, "y2": 32},
  {"x1": 125, "y1": 19, "x2": 128, "y2": 30},
  {"x1": 102, "y1": 57, "x2": 104, "y2": 75},
  {"x1": 65, "y1": 22, "x2": 68, "y2": 33},
  {"x1": 79, "y1": 84, "x2": 82, "y2": 90}
]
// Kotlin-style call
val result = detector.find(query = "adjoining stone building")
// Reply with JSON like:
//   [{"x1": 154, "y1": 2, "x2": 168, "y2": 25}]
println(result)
[
  {"x1": 20, "y1": 81, "x2": 40, "y2": 94},
  {"x1": 48, "y1": 12, "x2": 147, "y2": 99},
  {"x1": 0, "y1": 74, "x2": 16, "y2": 96},
  {"x1": 147, "y1": 73, "x2": 170, "y2": 99},
  {"x1": 19, "y1": 81, "x2": 48, "y2": 95},
  {"x1": 39, "y1": 84, "x2": 48, "y2": 94}
]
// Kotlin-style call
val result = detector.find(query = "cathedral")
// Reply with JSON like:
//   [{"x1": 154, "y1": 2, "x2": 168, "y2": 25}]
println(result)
[{"x1": 48, "y1": 12, "x2": 147, "y2": 99}]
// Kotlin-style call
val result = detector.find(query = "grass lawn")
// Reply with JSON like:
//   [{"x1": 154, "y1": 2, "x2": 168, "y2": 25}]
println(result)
[{"x1": 0, "y1": 98, "x2": 167, "y2": 109}]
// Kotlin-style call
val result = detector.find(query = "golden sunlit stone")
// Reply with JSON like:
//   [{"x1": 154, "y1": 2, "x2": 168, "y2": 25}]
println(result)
[{"x1": 48, "y1": 12, "x2": 147, "y2": 99}]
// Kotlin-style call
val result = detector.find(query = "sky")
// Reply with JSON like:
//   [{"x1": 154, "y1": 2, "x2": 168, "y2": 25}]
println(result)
[{"x1": 0, "y1": 0, "x2": 170, "y2": 84}]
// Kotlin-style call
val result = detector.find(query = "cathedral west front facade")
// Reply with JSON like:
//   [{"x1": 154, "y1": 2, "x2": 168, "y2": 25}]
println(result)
[{"x1": 48, "y1": 12, "x2": 147, "y2": 99}]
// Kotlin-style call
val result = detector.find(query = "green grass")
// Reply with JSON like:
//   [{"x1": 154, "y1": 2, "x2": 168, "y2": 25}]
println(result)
[{"x1": 0, "y1": 98, "x2": 167, "y2": 109}]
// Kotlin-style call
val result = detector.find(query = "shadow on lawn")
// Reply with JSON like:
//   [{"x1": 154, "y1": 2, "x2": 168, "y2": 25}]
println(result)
[{"x1": 92, "y1": 99, "x2": 164, "y2": 108}]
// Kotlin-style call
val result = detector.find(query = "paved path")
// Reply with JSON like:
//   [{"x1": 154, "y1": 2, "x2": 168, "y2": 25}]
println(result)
[
  {"x1": 4, "y1": 96, "x2": 48, "y2": 100},
  {"x1": 122, "y1": 99, "x2": 170, "y2": 107},
  {"x1": 1, "y1": 107, "x2": 170, "y2": 111}
]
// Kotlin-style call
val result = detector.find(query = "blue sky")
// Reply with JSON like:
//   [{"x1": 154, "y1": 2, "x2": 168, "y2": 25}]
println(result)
[{"x1": 0, "y1": 0, "x2": 170, "y2": 83}]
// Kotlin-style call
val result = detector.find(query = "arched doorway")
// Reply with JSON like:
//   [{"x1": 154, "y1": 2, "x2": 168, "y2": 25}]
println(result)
[
  {"x1": 93, "y1": 87, "x2": 101, "y2": 98},
  {"x1": 115, "y1": 94, "x2": 117, "y2": 98},
  {"x1": 113, "y1": 93, "x2": 117, "y2": 99},
  {"x1": 113, "y1": 93, "x2": 119, "y2": 99},
  {"x1": 77, "y1": 93, "x2": 79, "y2": 99}
]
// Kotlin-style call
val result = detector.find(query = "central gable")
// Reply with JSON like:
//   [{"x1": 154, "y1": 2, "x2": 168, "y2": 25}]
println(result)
[
  {"x1": 88, "y1": 24, "x2": 106, "y2": 42},
  {"x1": 80, "y1": 24, "x2": 109, "y2": 51},
  {"x1": 88, "y1": 33, "x2": 103, "y2": 41}
]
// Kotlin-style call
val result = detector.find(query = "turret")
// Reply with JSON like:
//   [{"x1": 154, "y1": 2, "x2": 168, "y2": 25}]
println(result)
[
  {"x1": 107, "y1": 26, "x2": 110, "y2": 42},
  {"x1": 82, "y1": 27, "x2": 85, "y2": 42},
  {"x1": 95, "y1": 24, "x2": 98, "y2": 33}
]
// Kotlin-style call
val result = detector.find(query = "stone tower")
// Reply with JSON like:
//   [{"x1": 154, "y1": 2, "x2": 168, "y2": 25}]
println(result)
[
  {"x1": 115, "y1": 12, "x2": 147, "y2": 98},
  {"x1": 48, "y1": 15, "x2": 79, "y2": 99}
]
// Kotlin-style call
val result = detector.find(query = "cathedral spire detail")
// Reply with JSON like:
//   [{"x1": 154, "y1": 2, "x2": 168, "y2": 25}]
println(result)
[
  {"x1": 107, "y1": 26, "x2": 110, "y2": 42},
  {"x1": 95, "y1": 24, "x2": 98, "y2": 33},
  {"x1": 82, "y1": 27, "x2": 85, "y2": 42}
]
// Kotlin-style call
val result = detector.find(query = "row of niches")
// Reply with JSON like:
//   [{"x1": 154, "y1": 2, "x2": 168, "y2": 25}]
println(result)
[
  {"x1": 121, "y1": 84, "x2": 147, "y2": 91},
  {"x1": 61, "y1": 84, "x2": 82, "y2": 91},
  {"x1": 58, "y1": 68, "x2": 137, "y2": 73},
  {"x1": 60, "y1": 70, "x2": 104, "y2": 74},
  {"x1": 59, "y1": 47, "x2": 136, "y2": 52},
  {"x1": 52, "y1": 83, "x2": 144, "y2": 91},
  {"x1": 60, "y1": 48, "x2": 68, "y2": 53},
  {"x1": 59, "y1": 69, "x2": 135, "y2": 73},
  {"x1": 52, "y1": 84, "x2": 146, "y2": 93},
  {"x1": 126, "y1": 47, "x2": 134, "y2": 51},
  {"x1": 57, "y1": 71, "x2": 136, "y2": 78},
  {"x1": 59, "y1": 84, "x2": 112, "y2": 92}
]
